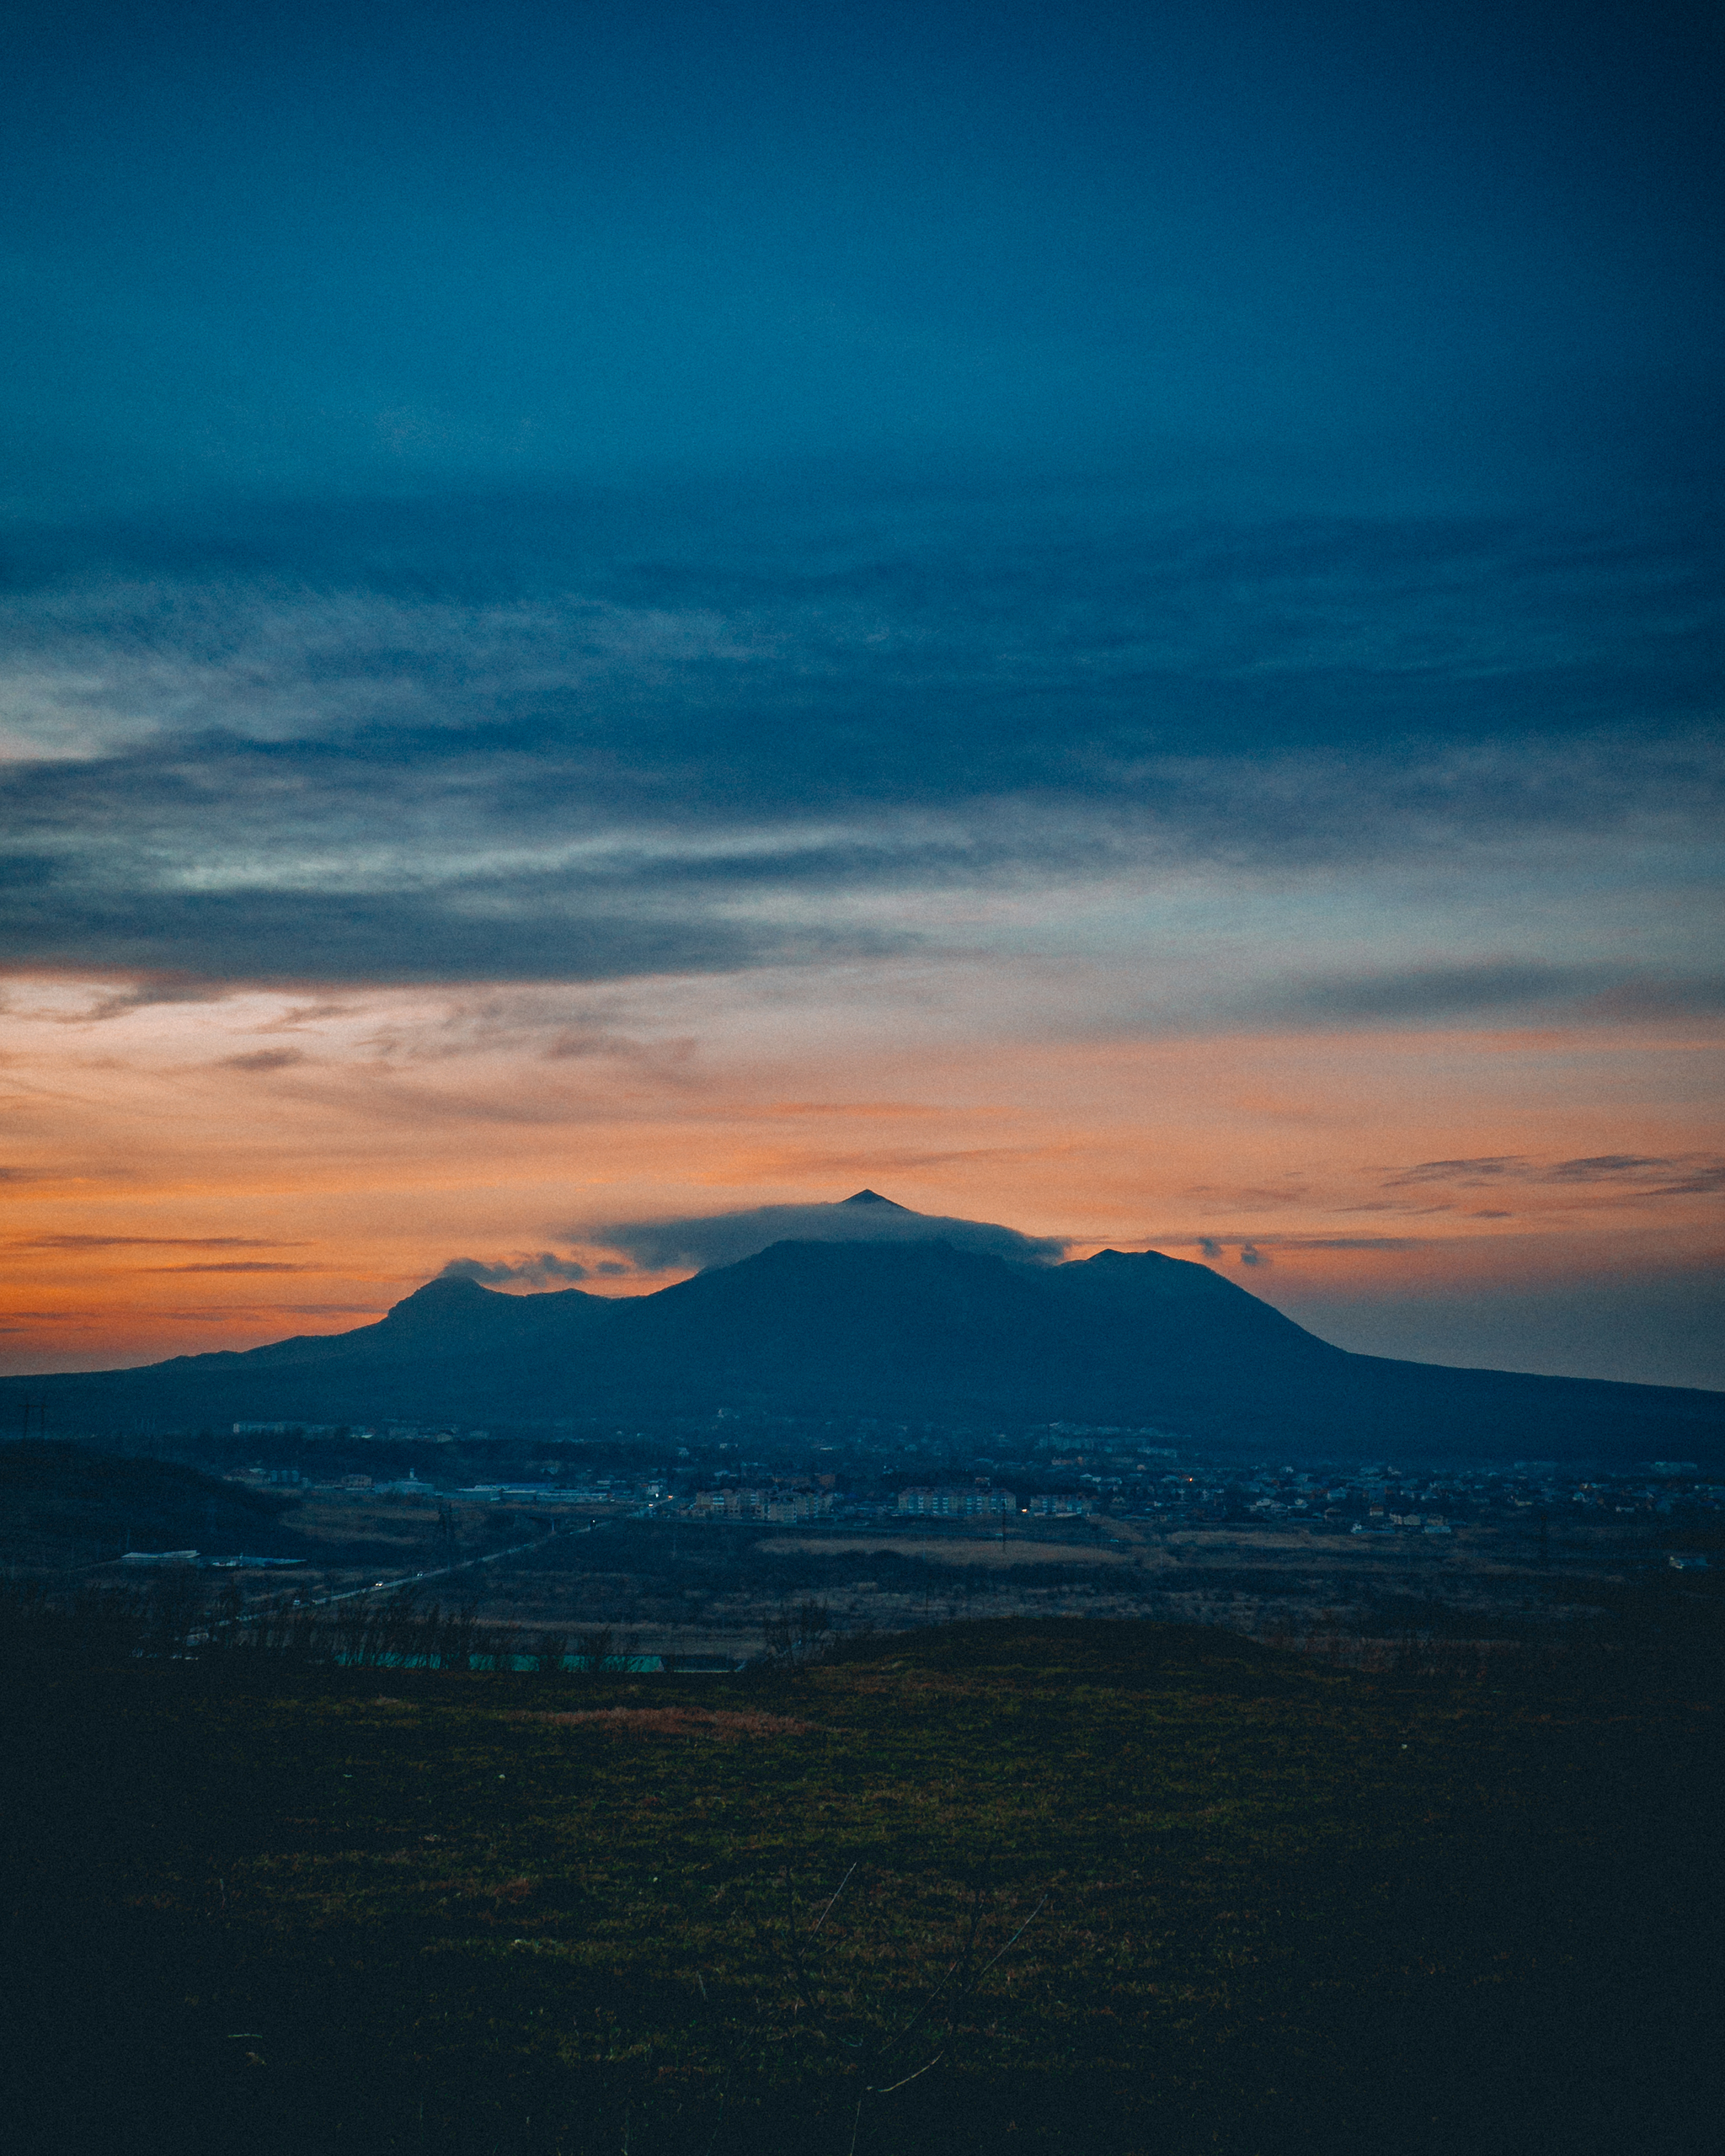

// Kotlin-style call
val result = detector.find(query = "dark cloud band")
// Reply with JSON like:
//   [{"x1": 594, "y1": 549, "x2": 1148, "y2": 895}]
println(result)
[{"x1": 2, "y1": 482, "x2": 1718, "y2": 993}]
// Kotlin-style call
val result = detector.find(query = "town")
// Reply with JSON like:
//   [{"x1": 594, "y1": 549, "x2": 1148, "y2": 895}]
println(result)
[
  {"x1": 24, "y1": 1410, "x2": 1689, "y2": 1673},
  {"x1": 211, "y1": 1413, "x2": 1719, "y2": 1540}
]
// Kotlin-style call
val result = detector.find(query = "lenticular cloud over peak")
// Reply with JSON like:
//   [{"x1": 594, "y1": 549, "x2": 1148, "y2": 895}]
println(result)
[{"x1": 588, "y1": 1193, "x2": 1068, "y2": 1273}]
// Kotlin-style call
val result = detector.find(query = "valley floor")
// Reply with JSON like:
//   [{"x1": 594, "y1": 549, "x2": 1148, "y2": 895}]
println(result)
[{"x1": 187, "y1": 1499, "x2": 1712, "y2": 1673}]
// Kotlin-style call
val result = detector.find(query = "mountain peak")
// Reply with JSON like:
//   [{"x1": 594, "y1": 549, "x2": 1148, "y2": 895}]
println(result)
[
  {"x1": 394, "y1": 1275, "x2": 491, "y2": 1306},
  {"x1": 841, "y1": 1188, "x2": 911, "y2": 1209},
  {"x1": 381, "y1": 1275, "x2": 497, "y2": 1327}
]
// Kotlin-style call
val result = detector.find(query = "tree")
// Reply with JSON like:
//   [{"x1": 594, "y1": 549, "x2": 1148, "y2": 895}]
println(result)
[
  {"x1": 573, "y1": 1625, "x2": 619, "y2": 1673},
  {"x1": 764, "y1": 1597, "x2": 832, "y2": 1665}
]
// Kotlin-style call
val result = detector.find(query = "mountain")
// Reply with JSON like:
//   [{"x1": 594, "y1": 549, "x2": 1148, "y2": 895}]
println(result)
[{"x1": 3, "y1": 1237, "x2": 1721, "y2": 1465}]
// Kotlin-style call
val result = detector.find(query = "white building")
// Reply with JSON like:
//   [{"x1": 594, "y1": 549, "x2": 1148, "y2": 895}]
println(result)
[{"x1": 896, "y1": 1486, "x2": 1017, "y2": 1518}]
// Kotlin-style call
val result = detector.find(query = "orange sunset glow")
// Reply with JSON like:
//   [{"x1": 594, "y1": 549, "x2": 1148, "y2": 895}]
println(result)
[{"x1": 5, "y1": 958, "x2": 1720, "y2": 1386}]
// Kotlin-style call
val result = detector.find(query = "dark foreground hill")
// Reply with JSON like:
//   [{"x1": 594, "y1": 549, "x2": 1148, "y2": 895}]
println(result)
[
  {"x1": 0, "y1": 1442, "x2": 302, "y2": 1566},
  {"x1": 4, "y1": 1239, "x2": 1721, "y2": 1465},
  {"x1": 3, "y1": 1620, "x2": 1719, "y2": 2156}
]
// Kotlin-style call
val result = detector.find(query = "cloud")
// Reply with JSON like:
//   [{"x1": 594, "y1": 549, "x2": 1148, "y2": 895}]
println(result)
[
  {"x1": 1386, "y1": 1157, "x2": 1524, "y2": 1186},
  {"x1": 437, "y1": 1252, "x2": 590, "y2": 1286},
  {"x1": 277, "y1": 1304, "x2": 388, "y2": 1315},
  {"x1": 588, "y1": 1193, "x2": 1068, "y2": 1273},
  {"x1": 1293, "y1": 1238, "x2": 1423, "y2": 1250},
  {"x1": 11, "y1": 1234, "x2": 296, "y2": 1250},
  {"x1": 542, "y1": 1027, "x2": 697, "y2": 1066},
  {"x1": 1259, "y1": 963, "x2": 1725, "y2": 1031},
  {"x1": 0, "y1": 842, "x2": 839, "y2": 988},
  {"x1": 1384, "y1": 1154, "x2": 1725, "y2": 1199},
  {"x1": 1266, "y1": 960, "x2": 1599, "y2": 1024},
  {"x1": 1192, "y1": 1235, "x2": 1423, "y2": 1256},
  {"x1": 143, "y1": 1261, "x2": 314, "y2": 1273},
  {"x1": 1583, "y1": 978, "x2": 1725, "y2": 1022},
  {"x1": 221, "y1": 1047, "x2": 307, "y2": 1071},
  {"x1": 1544, "y1": 1155, "x2": 1725, "y2": 1198},
  {"x1": 0, "y1": 481, "x2": 1718, "y2": 993},
  {"x1": 68, "y1": 974, "x2": 240, "y2": 1022}
]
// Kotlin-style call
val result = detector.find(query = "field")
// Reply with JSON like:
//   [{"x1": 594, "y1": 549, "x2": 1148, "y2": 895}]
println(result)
[
  {"x1": 7, "y1": 1444, "x2": 1707, "y2": 1672},
  {"x1": 3, "y1": 1616, "x2": 1720, "y2": 2156},
  {"x1": 759, "y1": 1532, "x2": 1135, "y2": 1565},
  {"x1": 363, "y1": 1508, "x2": 1706, "y2": 1666}
]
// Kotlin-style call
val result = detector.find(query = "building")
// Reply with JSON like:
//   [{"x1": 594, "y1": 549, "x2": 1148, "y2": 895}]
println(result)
[
  {"x1": 898, "y1": 1486, "x2": 1017, "y2": 1518},
  {"x1": 689, "y1": 1488, "x2": 833, "y2": 1521}
]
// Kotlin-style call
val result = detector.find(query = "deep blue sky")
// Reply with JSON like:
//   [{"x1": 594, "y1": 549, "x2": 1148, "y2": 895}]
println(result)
[
  {"x1": 2, "y1": 1, "x2": 1721, "y2": 1386},
  {"x1": 6, "y1": 0, "x2": 1721, "y2": 511}
]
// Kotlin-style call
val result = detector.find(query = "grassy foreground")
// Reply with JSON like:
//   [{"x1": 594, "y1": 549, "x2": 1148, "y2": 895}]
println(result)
[{"x1": 2, "y1": 1619, "x2": 1718, "y2": 2156}]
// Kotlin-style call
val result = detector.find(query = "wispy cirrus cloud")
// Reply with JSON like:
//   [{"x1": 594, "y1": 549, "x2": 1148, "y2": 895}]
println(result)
[
  {"x1": 10, "y1": 1234, "x2": 298, "y2": 1251},
  {"x1": 1382, "y1": 1154, "x2": 1725, "y2": 1198},
  {"x1": 1259, "y1": 961, "x2": 1725, "y2": 1028},
  {"x1": 220, "y1": 1047, "x2": 307, "y2": 1072},
  {"x1": 277, "y1": 1304, "x2": 389, "y2": 1315},
  {"x1": 1542, "y1": 1155, "x2": 1725, "y2": 1196},
  {"x1": 1266, "y1": 960, "x2": 1606, "y2": 1023},
  {"x1": 1, "y1": 484, "x2": 1718, "y2": 995}
]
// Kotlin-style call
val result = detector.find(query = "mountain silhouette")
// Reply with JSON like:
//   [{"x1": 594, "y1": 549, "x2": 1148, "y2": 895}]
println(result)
[{"x1": 3, "y1": 1237, "x2": 1720, "y2": 1464}]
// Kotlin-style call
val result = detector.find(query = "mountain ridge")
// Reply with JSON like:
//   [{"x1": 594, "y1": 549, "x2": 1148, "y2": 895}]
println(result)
[{"x1": 3, "y1": 1238, "x2": 1720, "y2": 1464}]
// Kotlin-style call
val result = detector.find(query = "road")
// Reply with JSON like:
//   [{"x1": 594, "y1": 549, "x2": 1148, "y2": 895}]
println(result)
[{"x1": 293, "y1": 1513, "x2": 610, "y2": 1609}]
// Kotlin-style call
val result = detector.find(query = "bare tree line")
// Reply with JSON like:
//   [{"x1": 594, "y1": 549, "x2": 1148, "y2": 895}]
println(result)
[{"x1": 0, "y1": 1577, "x2": 658, "y2": 1676}]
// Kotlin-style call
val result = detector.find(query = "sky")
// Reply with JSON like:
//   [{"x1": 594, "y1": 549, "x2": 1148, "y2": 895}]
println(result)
[{"x1": 2, "y1": 0, "x2": 1721, "y2": 1388}]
